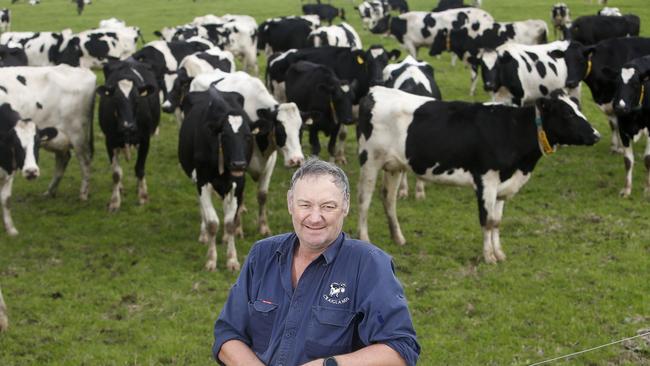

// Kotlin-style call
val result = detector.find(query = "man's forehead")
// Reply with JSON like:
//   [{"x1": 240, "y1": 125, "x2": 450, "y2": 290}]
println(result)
[{"x1": 292, "y1": 174, "x2": 345, "y2": 199}]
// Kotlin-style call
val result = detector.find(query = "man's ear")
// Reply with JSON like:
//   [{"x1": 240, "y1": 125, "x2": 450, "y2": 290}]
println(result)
[{"x1": 287, "y1": 190, "x2": 293, "y2": 215}]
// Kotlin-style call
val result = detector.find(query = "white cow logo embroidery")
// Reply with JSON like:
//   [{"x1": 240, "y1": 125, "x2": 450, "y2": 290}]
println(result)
[{"x1": 329, "y1": 282, "x2": 346, "y2": 298}]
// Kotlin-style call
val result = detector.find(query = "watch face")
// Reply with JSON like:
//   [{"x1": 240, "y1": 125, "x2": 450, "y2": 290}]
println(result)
[{"x1": 324, "y1": 357, "x2": 338, "y2": 366}]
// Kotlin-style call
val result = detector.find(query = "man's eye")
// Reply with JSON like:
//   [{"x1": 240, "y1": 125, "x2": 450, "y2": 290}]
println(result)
[{"x1": 323, "y1": 205, "x2": 336, "y2": 210}]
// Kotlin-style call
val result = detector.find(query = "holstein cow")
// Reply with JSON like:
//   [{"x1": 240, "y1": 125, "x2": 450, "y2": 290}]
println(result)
[
  {"x1": 598, "y1": 7, "x2": 622, "y2": 17},
  {"x1": 0, "y1": 286, "x2": 6, "y2": 331},
  {"x1": 59, "y1": 27, "x2": 142, "y2": 68},
  {"x1": 611, "y1": 56, "x2": 650, "y2": 197},
  {"x1": 551, "y1": 3, "x2": 570, "y2": 40},
  {"x1": 564, "y1": 15, "x2": 640, "y2": 46},
  {"x1": 0, "y1": 30, "x2": 74, "y2": 66},
  {"x1": 285, "y1": 61, "x2": 355, "y2": 163},
  {"x1": 355, "y1": 1, "x2": 388, "y2": 30},
  {"x1": 0, "y1": 45, "x2": 27, "y2": 66},
  {"x1": 190, "y1": 70, "x2": 305, "y2": 236},
  {"x1": 266, "y1": 45, "x2": 400, "y2": 104},
  {"x1": 257, "y1": 16, "x2": 318, "y2": 56},
  {"x1": 564, "y1": 37, "x2": 650, "y2": 153},
  {"x1": 178, "y1": 88, "x2": 254, "y2": 271},
  {"x1": 480, "y1": 41, "x2": 579, "y2": 107},
  {"x1": 1, "y1": 103, "x2": 56, "y2": 236},
  {"x1": 308, "y1": 22, "x2": 362, "y2": 50},
  {"x1": 432, "y1": 0, "x2": 468, "y2": 12},
  {"x1": 0, "y1": 65, "x2": 95, "y2": 200},
  {"x1": 386, "y1": 0, "x2": 409, "y2": 13},
  {"x1": 0, "y1": 9, "x2": 10, "y2": 33},
  {"x1": 382, "y1": 55, "x2": 441, "y2": 199},
  {"x1": 96, "y1": 59, "x2": 160, "y2": 211},
  {"x1": 357, "y1": 86, "x2": 600, "y2": 263},
  {"x1": 302, "y1": 3, "x2": 345, "y2": 25}
]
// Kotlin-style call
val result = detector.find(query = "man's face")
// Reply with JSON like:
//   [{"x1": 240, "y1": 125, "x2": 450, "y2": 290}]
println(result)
[{"x1": 288, "y1": 175, "x2": 349, "y2": 253}]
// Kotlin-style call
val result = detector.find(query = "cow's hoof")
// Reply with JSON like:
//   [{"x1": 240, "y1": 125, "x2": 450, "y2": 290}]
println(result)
[
  {"x1": 484, "y1": 253, "x2": 498, "y2": 264},
  {"x1": 79, "y1": 192, "x2": 89, "y2": 201},
  {"x1": 0, "y1": 315, "x2": 8, "y2": 332},
  {"x1": 397, "y1": 189, "x2": 408, "y2": 199},
  {"x1": 335, "y1": 156, "x2": 348, "y2": 165},
  {"x1": 259, "y1": 225, "x2": 272, "y2": 237},
  {"x1": 108, "y1": 202, "x2": 120, "y2": 212},
  {"x1": 610, "y1": 146, "x2": 624, "y2": 154},
  {"x1": 43, "y1": 190, "x2": 55, "y2": 198},
  {"x1": 415, "y1": 191, "x2": 426, "y2": 201},
  {"x1": 226, "y1": 259, "x2": 240, "y2": 272},
  {"x1": 205, "y1": 260, "x2": 217, "y2": 272},
  {"x1": 495, "y1": 250, "x2": 507, "y2": 262},
  {"x1": 235, "y1": 227, "x2": 244, "y2": 239},
  {"x1": 619, "y1": 188, "x2": 631, "y2": 198},
  {"x1": 394, "y1": 235, "x2": 406, "y2": 246},
  {"x1": 6, "y1": 227, "x2": 18, "y2": 237},
  {"x1": 238, "y1": 204, "x2": 248, "y2": 213},
  {"x1": 138, "y1": 194, "x2": 149, "y2": 205}
]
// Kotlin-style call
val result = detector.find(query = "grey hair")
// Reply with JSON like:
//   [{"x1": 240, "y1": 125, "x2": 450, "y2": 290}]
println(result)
[{"x1": 288, "y1": 158, "x2": 350, "y2": 205}]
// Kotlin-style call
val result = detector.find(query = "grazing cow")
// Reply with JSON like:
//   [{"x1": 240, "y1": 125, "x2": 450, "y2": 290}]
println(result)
[
  {"x1": 190, "y1": 70, "x2": 305, "y2": 235},
  {"x1": 178, "y1": 88, "x2": 254, "y2": 271},
  {"x1": 258, "y1": 16, "x2": 318, "y2": 56},
  {"x1": 285, "y1": 61, "x2": 355, "y2": 163},
  {"x1": 266, "y1": 45, "x2": 400, "y2": 104},
  {"x1": 0, "y1": 45, "x2": 27, "y2": 66},
  {"x1": 0, "y1": 65, "x2": 95, "y2": 200},
  {"x1": 59, "y1": 27, "x2": 142, "y2": 68},
  {"x1": 386, "y1": 0, "x2": 409, "y2": 13},
  {"x1": 0, "y1": 30, "x2": 74, "y2": 66},
  {"x1": 355, "y1": 1, "x2": 389, "y2": 30},
  {"x1": 480, "y1": 41, "x2": 579, "y2": 107},
  {"x1": 598, "y1": 7, "x2": 622, "y2": 17},
  {"x1": 357, "y1": 87, "x2": 600, "y2": 263},
  {"x1": 309, "y1": 22, "x2": 362, "y2": 50},
  {"x1": 99, "y1": 17, "x2": 127, "y2": 29},
  {"x1": 0, "y1": 9, "x2": 10, "y2": 33},
  {"x1": 0, "y1": 286, "x2": 6, "y2": 332},
  {"x1": 551, "y1": 3, "x2": 570, "y2": 40},
  {"x1": 565, "y1": 15, "x2": 640, "y2": 46},
  {"x1": 1, "y1": 103, "x2": 56, "y2": 236},
  {"x1": 302, "y1": 3, "x2": 345, "y2": 25},
  {"x1": 96, "y1": 60, "x2": 160, "y2": 211},
  {"x1": 564, "y1": 37, "x2": 650, "y2": 153},
  {"x1": 432, "y1": 0, "x2": 468, "y2": 12},
  {"x1": 611, "y1": 56, "x2": 650, "y2": 197}
]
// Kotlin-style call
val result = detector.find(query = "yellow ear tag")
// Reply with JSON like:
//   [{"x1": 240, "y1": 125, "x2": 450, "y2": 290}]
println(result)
[
  {"x1": 537, "y1": 129, "x2": 554, "y2": 155},
  {"x1": 584, "y1": 59, "x2": 592, "y2": 79},
  {"x1": 357, "y1": 55, "x2": 364, "y2": 65},
  {"x1": 639, "y1": 84, "x2": 645, "y2": 106}
]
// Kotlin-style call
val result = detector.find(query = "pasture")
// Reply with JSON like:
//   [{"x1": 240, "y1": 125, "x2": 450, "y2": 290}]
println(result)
[{"x1": 1, "y1": 0, "x2": 649, "y2": 364}]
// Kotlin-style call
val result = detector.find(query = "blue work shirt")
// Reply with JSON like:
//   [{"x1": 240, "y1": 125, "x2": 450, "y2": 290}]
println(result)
[{"x1": 212, "y1": 232, "x2": 420, "y2": 366}]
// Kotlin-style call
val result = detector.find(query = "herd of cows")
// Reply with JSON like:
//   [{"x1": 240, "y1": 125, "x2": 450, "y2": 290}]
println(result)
[{"x1": 0, "y1": 0, "x2": 648, "y2": 332}]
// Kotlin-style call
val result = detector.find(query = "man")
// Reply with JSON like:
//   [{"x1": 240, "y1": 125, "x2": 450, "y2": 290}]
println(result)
[{"x1": 213, "y1": 158, "x2": 420, "y2": 365}]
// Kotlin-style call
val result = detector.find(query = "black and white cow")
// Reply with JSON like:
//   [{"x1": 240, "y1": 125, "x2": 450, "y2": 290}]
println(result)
[
  {"x1": 355, "y1": 1, "x2": 388, "y2": 30},
  {"x1": 0, "y1": 45, "x2": 27, "y2": 66},
  {"x1": 0, "y1": 65, "x2": 95, "y2": 200},
  {"x1": 1, "y1": 103, "x2": 56, "y2": 236},
  {"x1": 258, "y1": 16, "x2": 318, "y2": 56},
  {"x1": 0, "y1": 9, "x2": 10, "y2": 33},
  {"x1": 266, "y1": 45, "x2": 400, "y2": 104},
  {"x1": 59, "y1": 27, "x2": 141, "y2": 68},
  {"x1": 302, "y1": 3, "x2": 345, "y2": 25},
  {"x1": 286, "y1": 61, "x2": 355, "y2": 163},
  {"x1": 308, "y1": 22, "x2": 362, "y2": 50},
  {"x1": 551, "y1": 3, "x2": 570, "y2": 40},
  {"x1": 386, "y1": 0, "x2": 409, "y2": 13},
  {"x1": 480, "y1": 41, "x2": 579, "y2": 106},
  {"x1": 357, "y1": 86, "x2": 600, "y2": 263},
  {"x1": 565, "y1": 15, "x2": 640, "y2": 46},
  {"x1": 564, "y1": 37, "x2": 650, "y2": 153},
  {"x1": 0, "y1": 30, "x2": 74, "y2": 66},
  {"x1": 178, "y1": 88, "x2": 254, "y2": 271},
  {"x1": 432, "y1": 0, "x2": 468, "y2": 12},
  {"x1": 190, "y1": 70, "x2": 305, "y2": 236},
  {"x1": 96, "y1": 60, "x2": 160, "y2": 212},
  {"x1": 598, "y1": 7, "x2": 622, "y2": 17},
  {"x1": 611, "y1": 56, "x2": 650, "y2": 197},
  {"x1": 0, "y1": 286, "x2": 6, "y2": 332}
]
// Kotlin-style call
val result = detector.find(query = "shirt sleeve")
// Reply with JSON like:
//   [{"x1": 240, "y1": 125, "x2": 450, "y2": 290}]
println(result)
[
  {"x1": 355, "y1": 250, "x2": 420, "y2": 366},
  {"x1": 212, "y1": 243, "x2": 258, "y2": 364}
]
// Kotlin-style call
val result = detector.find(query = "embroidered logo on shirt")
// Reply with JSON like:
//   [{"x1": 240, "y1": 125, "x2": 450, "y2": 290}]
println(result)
[{"x1": 324, "y1": 282, "x2": 349, "y2": 304}]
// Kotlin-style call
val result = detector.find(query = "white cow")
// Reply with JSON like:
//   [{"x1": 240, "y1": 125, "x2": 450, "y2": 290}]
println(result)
[{"x1": 0, "y1": 30, "x2": 74, "y2": 66}]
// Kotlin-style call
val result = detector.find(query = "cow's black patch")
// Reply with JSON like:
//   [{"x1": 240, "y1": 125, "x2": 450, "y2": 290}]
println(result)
[
  {"x1": 40, "y1": 44, "x2": 44, "y2": 53},
  {"x1": 525, "y1": 52, "x2": 539, "y2": 62},
  {"x1": 539, "y1": 85, "x2": 548, "y2": 95},
  {"x1": 0, "y1": 85, "x2": 5, "y2": 93},
  {"x1": 548, "y1": 62, "x2": 557, "y2": 76},
  {"x1": 36, "y1": 102, "x2": 43, "y2": 109},
  {"x1": 471, "y1": 22, "x2": 480, "y2": 31},
  {"x1": 522, "y1": 58, "x2": 532, "y2": 72},
  {"x1": 359, "y1": 150, "x2": 368, "y2": 166},
  {"x1": 16, "y1": 75, "x2": 26, "y2": 85},
  {"x1": 535, "y1": 62, "x2": 546, "y2": 78}
]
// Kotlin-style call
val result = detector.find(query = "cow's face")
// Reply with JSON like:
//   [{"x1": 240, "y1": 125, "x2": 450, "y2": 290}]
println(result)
[
  {"x1": 538, "y1": 91, "x2": 600, "y2": 147},
  {"x1": 162, "y1": 69, "x2": 190, "y2": 113},
  {"x1": 564, "y1": 42, "x2": 595, "y2": 88},
  {"x1": 389, "y1": 16, "x2": 407, "y2": 42},
  {"x1": 57, "y1": 36, "x2": 82, "y2": 67},
  {"x1": 613, "y1": 67, "x2": 644, "y2": 115},
  {"x1": 370, "y1": 14, "x2": 391, "y2": 34},
  {"x1": 323, "y1": 80, "x2": 356, "y2": 125},
  {"x1": 258, "y1": 103, "x2": 304, "y2": 167},
  {"x1": 480, "y1": 49, "x2": 501, "y2": 92},
  {"x1": 551, "y1": 4, "x2": 570, "y2": 26},
  {"x1": 363, "y1": 46, "x2": 401, "y2": 87},
  {"x1": 207, "y1": 111, "x2": 253, "y2": 176}
]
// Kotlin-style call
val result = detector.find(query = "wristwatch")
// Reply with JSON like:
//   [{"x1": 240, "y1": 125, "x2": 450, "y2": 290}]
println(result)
[{"x1": 323, "y1": 356, "x2": 338, "y2": 366}]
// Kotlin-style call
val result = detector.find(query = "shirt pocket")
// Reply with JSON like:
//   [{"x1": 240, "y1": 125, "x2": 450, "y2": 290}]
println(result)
[
  {"x1": 247, "y1": 300, "x2": 278, "y2": 354},
  {"x1": 305, "y1": 306, "x2": 357, "y2": 358}
]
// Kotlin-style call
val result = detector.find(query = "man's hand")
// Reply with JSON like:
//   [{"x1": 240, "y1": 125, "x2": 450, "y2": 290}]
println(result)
[
  {"x1": 218, "y1": 340, "x2": 265, "y2": 366},
  {"x1": 298, "y1": 344, "x2": 407, "y2": 366}
]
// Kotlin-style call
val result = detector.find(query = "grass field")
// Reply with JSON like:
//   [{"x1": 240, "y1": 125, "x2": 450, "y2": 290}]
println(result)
[{"x1": 1, "y1": 0, "x2": 649, "y2": 365}]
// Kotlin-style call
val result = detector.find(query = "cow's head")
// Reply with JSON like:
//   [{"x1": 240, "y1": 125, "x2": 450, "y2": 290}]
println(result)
[
  {"x1": 255, "y1": 103, "x2": 304, "y2": 168},
  {"x1": 536, "y1": 90, "x2": 600, "y2": 148},
  {"x1": 56, "y1": 36, "x2": 82, "y2": 67},
  {"x1": 361, "y1": 45, "x2": 401, "y2": 87},
  {"x1": 551, "y1": 3, "x2": 570, "y2": 27},
  {"x1": 479, "y1": 49, "x2": 507, "y2": 92},
  {"x1": 162, "y1": 68, "x2": 191, "y2": 113},
  {"x1": 357, "y1": 1, "x2": 389, "y2": 31},
  {"x1": 388, "y1": 16, "x2": 406, "y2": 41},
  {"x1": 612, "y1": 66, "x2": 649, "y2": 115},
  {"x1": 319, "y1": 77, "x2": 356, "y2": 126},
  {"x1": 0, "y1": 103, "x2": 57, "y2": 180},
  {"x1": 564, "y1": 42, "x2": 595, "y2": 88}
]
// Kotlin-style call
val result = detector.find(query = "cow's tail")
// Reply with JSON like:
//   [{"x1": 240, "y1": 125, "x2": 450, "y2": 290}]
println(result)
[
  {"x1": 539, "y1": 27, "x2": 548, "y2": 44},
  {"x1": 88, "y1": 90, "x2": 95, "y2": 159}
]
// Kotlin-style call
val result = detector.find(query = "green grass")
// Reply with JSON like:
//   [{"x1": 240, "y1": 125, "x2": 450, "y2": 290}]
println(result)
[{"x1": 1, "y1": 0, "x2": 650, "y2": 365}]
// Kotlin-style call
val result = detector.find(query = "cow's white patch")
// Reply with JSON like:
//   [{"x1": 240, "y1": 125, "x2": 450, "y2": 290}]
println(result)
[
  {"x1": 497, "y1": 170, "x2": 531, "y2": 199},
  {"x1": 269, "y1": 49, "x2": 297, "y2": 67},
  {"x1": 618, "y1": 99, "x2": 627, "y2": 109},
  {"x1": 419, "y1": 164, "x2": 475, "y2": 187},
  {"x1": 118, "y1": 79, "x2": 133, "y2": 97},
  {"x1": 558, "y1": 94, "x2": 587, "y2": 121},
  {"x1": 621, "y1": 68, "x2": 636, "y2": 85},
  {"x1": 14, "y1": 120, "x2": 39, "y2": 175},
  {"x1": 370, "y1": 48, "x2": 385, "y2": 58},
  {"x1": 228, "y1": 115, "x2": 243, "y2": 133},
  {"x1": 341, "y1": 85, "x2": 350, "y2": 93},
  {"x1": 482, "y1": 50, "x2": 498, "y2": 69},
  {"x1": 130, "y1": 68, "x2": 144, "y2": 83},
  {"x1": 323, "y1": 282, "x2": 349, "y2": 304}
]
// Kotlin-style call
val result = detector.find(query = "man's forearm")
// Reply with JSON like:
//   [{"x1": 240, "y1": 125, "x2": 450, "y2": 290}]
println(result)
[
  {"x1": 218, "y1": 339, "x2": 265, "y2": 366},
  {"x1": 301, "y1": 343, "x2": 408, "y2": 366}
]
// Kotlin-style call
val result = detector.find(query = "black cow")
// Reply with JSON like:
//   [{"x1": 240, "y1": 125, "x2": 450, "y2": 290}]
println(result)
[
  {"x1": 564, "y1": 15, "x2": 640, "y2": 45},
  {"x1": 357, "y1": 87, "x2": 600, "y2": 263},
  {"x1": 0, "y1": 8, "x2": 10, "y2": 32},
  {"x1": 267, "y1": 45, "x2": 400, "y2": 104},
  {"x1": 565, "y1": 37, "x2": 650, "y2": 152},
  {"x1": 285, "y1": 61, "x2": 355, "y2": 163},
  {"x1": 96, "y1": 59, "x2": 160, "y2": 212},
  {"x1": 178, "y1": 88, "x2": 254, "y2": 271},
  {"x1": 612, "y1": 56, "x2": 650, "y2": 197},
  {"x1": 432, "y1": 0, "x2": 468, "y2": 12},
  {"x1": 0, "y1": 45, "x2": 27, "y2": 66},
  {"x1": 257, "y1": 17, "x2": 316, "y2": 56},
  {"x1": 302, "y1": 4, "x2": 345, "y2": 25}
]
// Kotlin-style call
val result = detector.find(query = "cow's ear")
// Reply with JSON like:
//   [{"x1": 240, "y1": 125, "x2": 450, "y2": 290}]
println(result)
[
  {"x1": 153, "y1": 30, "x2": 163, "y2": 38},
  {"x1": 96, "y1": 85, "x2": 114, "y2": 96},
  {"x1": 251, "y1": 118, "x2": 273, "y2": 135},
  {"x1": 583, "y1": 45, "x2": 596, "y2": 59},
  {"x1": 499, "y1": 52, "x2": 514, "y2": 65},
  {"x1": 138, "y1": 85, "x2": 156, "y2": 97},
  {"x1": 257, "y1": 108, "x2": 277, "y2": 122},
  {"x1": 38, "y1": 127, "x2": 58, "y2": 142},
  {"x1": 299, "y1": 111, "x2": 311, "y2": 124},
  {"x1": 388, "y1": 49, "x2": 401, "y2": 60},
  {"x1": 601, "y1": 67, "x2": 619, "y2": 80}
]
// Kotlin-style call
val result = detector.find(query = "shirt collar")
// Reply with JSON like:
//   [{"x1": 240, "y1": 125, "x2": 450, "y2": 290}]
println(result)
[
  {"x1": 321, "y1": 232, "x2": 345, "y2": 265},
  {"x1": 275, "y1": 232, "x2": 346, "y2": 265}
]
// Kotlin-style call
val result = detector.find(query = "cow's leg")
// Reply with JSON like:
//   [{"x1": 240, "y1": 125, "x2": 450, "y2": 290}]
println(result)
[
  {"x1": 405, "y1": 42, "x2": 417, "y2": 58},
  {"x1": 44, "y1": 151, "x2": 71, "y2": 198},
  {"x1": 309, "y1": 125, "x2": 321, "y2": 157},
  {"x1": 1, "y1": 174, "x2": 18, "y2": 237},
  {"x1": 334, "y1": 125, "x2": 347, "y2": 165},
  {"x1": 134, "y1": 139, "x2": 150, "y2": 205},
  {"x1": 357, "y1": 159, "x2": 380, "y2": 242},
  {"x1": 328, "y1": 123, "x2": 341, "y2": 162},
  {"x1": 0, "y1": 286, "x2": 7, "y2": 332},
  {"x1": 71, "y1": 143, "x2": 92, "y2": 201},
  {"x1": 108, "y1": 149, "x2": 123, "y2": 212},
  {"x1": 382, "y1": 169, "x2": 406, "y2": 245},
  {"x1": 415, "y1": 177, "x2": 426, "y2": 200},
  {"x1": 397, "y1": 171, "x2": 408, "y2": 199},
  {"x1": 475, "y1": 173, "x2": 499, "y2": 264},
  {"x1": 620, "y1": 143, "x2": 634, "y2": 198},
  {"x1": 256, "y1": 152, "x2": 276, "y2": 236},
  {"x1": 469, "y1": 65, "x2": 479, "y2": 96},
  {"x1": 222, "y1": 183, "x2": 241, "y2": 272},
  {"x1": 451, "y1": 54, "x2": 457, "y2": 67},
  {"x1": 199, "y1": 184, "x2": 219, "y2": 271},
  {"x1": 644, "y1": 132, "x2": 650, "y2": 198},
  {"x1": 492, "y1": 199, "x2": 507, "y2": 262}
]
